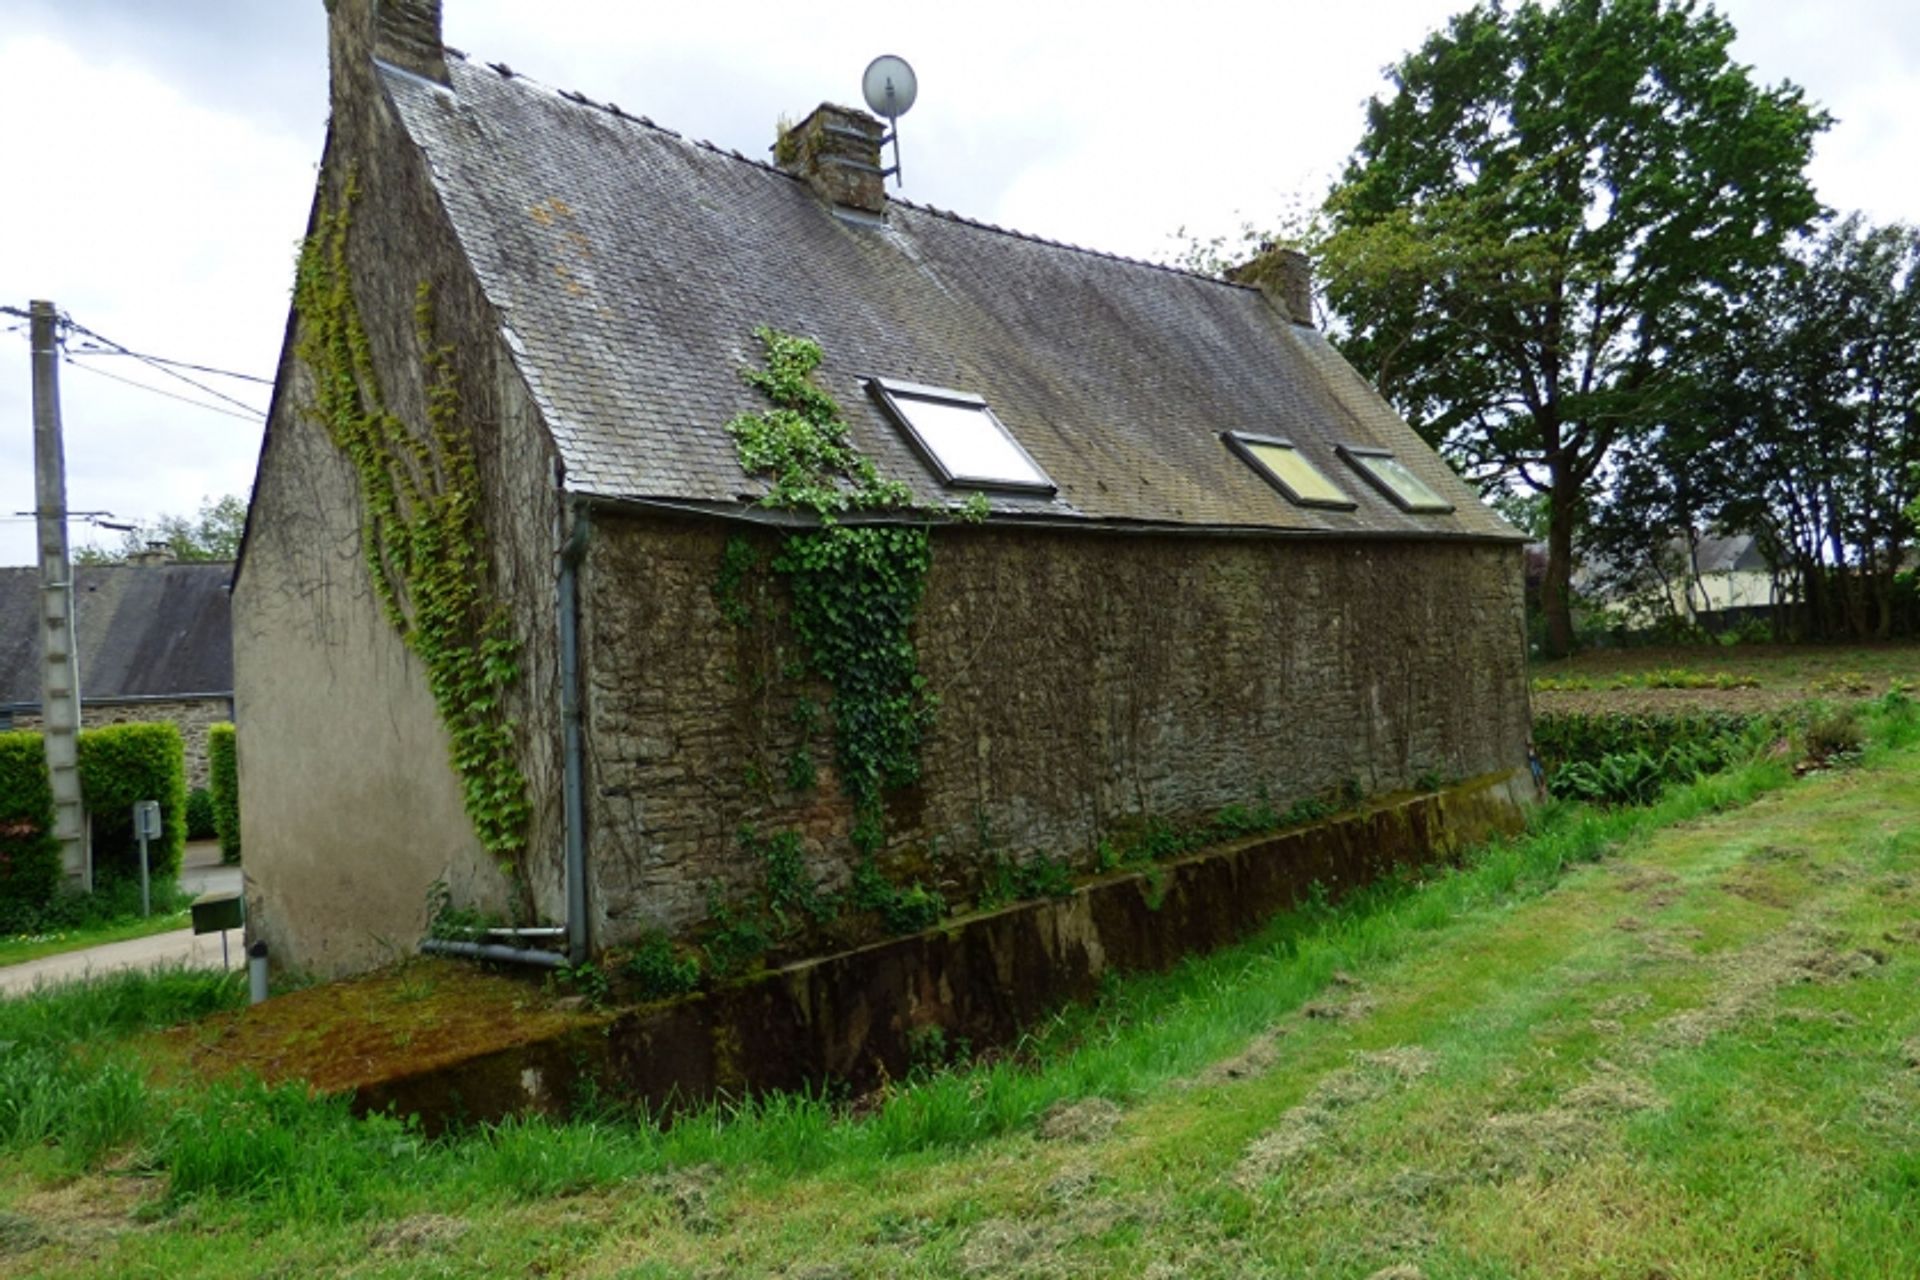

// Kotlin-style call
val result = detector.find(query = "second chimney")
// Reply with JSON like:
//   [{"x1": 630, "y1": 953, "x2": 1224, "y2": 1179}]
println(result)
[
  {"x1": 1226, "y1": 243, "x2": 1315, "y2": 327},
  {"x1": 775, "y1": 105, "x2": 888, "y2": 216}
]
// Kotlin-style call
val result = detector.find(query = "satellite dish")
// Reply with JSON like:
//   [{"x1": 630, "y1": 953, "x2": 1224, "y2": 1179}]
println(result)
[{"x1": 862, "y1": 55, "x2": 917, "y2": 120}]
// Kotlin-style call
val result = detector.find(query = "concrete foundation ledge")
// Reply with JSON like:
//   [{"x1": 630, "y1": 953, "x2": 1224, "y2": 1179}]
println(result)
[{"x1": 357, "y1": 770, "x2": 1531, "y2": 1125}]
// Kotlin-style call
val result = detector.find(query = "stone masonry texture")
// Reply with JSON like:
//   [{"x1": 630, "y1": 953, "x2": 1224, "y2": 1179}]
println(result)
[
  {"x1": 12, "y1": 698, "x2": 230, "y2": 790},
  {"x1": 581, "y1": 511, "x2": 1531, "y2": 946}
]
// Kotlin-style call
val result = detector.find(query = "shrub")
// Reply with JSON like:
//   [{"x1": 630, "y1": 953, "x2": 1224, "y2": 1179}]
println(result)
[
  {"x1": 1537, "y1": 711, "x2": 1769, "y2": 808},
  {"x1": 624, "y1": 931, "x2": 703, "y2": 1001},
  {"x1": 207, "y1": 723, "x2": 241, "y2": 864},
  {"x1": 185, "y1": 788, "x2": 216, "y2": 841},
  {"x1": 1803, "y1": 703, "x2": 1864, "y2": 762},
  {"x1": 0, "y1": 732, "x2": 61, "y2": 929},
  {"x1": 76, "y1": 723, "x2": 187, "y2": 882}
]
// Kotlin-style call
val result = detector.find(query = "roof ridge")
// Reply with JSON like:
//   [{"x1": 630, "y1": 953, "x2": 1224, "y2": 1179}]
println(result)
[{"x1": 442, "y1": 48, "x2": 1255, "y2": 295}]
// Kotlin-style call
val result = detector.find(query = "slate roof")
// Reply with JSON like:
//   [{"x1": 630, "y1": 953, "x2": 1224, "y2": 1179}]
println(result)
[
  {"x1": 1686, "y1": 534, "x2": 1770, "y2": 576},
  {"x1": 377, "y1": 56, "x2": 1518, "y2": 542},
  {"x1": 0, "y1": 563, "x2": 233, "y2": 708}
]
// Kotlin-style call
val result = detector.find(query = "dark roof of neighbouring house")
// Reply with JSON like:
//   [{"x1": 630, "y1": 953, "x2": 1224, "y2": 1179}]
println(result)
[
  {"x1": 1685, "y1": 534, "x2": 1770, "y2": 576},
  {"x1": 0, "y1": 562, "x2": 233, "y2": 708},
  {"x1": 374, "y1": 56, "x2": 1519, "y2": 542}
]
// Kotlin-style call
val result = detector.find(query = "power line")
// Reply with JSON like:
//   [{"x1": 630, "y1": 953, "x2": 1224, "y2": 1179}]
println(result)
[
  {"x1": 61, "y1": 356, "x2": 265, "y2": 423},
  {"x1": 65, "y1": 343, "x2": 274, "y2": 386},
  {"x1": 60, "y1": 316, "x2": 268, "y2": 417}
]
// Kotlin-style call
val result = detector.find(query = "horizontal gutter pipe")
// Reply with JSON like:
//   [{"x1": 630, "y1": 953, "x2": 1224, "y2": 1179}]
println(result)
[{"x1": 421, "y1": 938, "x2": 569, "y2": 969}]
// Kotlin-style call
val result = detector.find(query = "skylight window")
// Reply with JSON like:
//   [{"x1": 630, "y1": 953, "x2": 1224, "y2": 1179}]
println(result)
[
  {"x1": 1224, "y1": 432, "x2": 1355, "y2": 510},
  {"x1": 869, "y1": 378, "x2": 1054, "y2": 493},
  {"x1": 1338, "y1": 445, "x2": 1455, "y2": 514}
]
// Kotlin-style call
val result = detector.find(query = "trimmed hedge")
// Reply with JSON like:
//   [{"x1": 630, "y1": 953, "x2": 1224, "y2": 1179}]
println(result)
[
  {"x1": 76, "y1": 723, "x2": 187, "y2": 881},
  {"x1": 207, "y1": 723, "x2": 241, "y2": 865},
  {"x1": 186, "y1": 788, "x2": 216, "y2": 841},
  {"x1": 0, "y1": 731, "x2": 61, "y2": 926}
]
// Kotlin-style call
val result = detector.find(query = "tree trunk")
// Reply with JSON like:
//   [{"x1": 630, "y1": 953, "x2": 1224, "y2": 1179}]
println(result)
[{"x1": 1542, "y1": 468, "x2": 1578, "y2": 658}]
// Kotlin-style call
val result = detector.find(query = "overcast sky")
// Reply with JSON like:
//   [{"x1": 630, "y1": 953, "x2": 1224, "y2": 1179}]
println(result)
[{"x1": 2, "y1": 0, "x2": 1915, "y2": 566}]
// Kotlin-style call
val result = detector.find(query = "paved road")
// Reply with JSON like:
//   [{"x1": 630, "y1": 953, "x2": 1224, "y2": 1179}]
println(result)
[{"x1": 0, "y1": 843, "x2": 245, "y2": 998}]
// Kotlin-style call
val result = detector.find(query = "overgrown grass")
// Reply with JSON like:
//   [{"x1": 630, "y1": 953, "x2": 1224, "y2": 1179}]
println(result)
[{"x1": 6, "y1": 698, "x2": 1918, "y2": 1275}]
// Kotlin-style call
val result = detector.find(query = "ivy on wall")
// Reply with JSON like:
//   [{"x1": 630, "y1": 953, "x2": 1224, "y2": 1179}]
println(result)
[
  {"x1": 294, "y1": 173, "x2": 531, "y2": 863},
  {"x1": 726, "y1": 329, "x2": 936, "y2": 842}
]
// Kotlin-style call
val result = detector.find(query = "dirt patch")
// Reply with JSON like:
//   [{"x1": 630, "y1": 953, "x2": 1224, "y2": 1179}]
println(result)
[
  {"x1": 1194, "y1": 1028, "x2": 1287, "y2": 1085},
  {"x1": 9, "y1": 1174, "x2": 154, "y2": 1258},
  {"x1": 957, "y1": 1196, "x2": 1153, "y2": 1277},
  {"x1": 1774, "y1": 1007, "x2": 1861, "y2": 1028},
  {"x1": 368, "y1": 1213, "x2": 470, "y2": 1254},
  {"x1": 1637, "y1": 925, "x2": 1883, "y2": 1055},
  {"x1": 1036, "y1": 1097, "x2": 1122, "y2": 1144},
  {"x1": 1563, "y1": 1067, "x2": 1664, "y2": 1116},
  {"x1": 140, "y1": 958, "x2": 602, "y2": 1095},
  {"x1": 0, "y1": 1211, "x2": 49, "y2": 1258},
  {"x1": 1303, "y1": 994, "x2": 1378, "y2": 1022},
  {"x1": 1614, "y1": 866, "x2": 1681, "y2": 895},
  {"x1": 1236, "y1": 1049, "x2": 1435, "y2": 1185},
  {"x1": 1719, "y1": 870, "x2": 1796, "y2": 909},
  {"x1": 1472, "y1": 1107, "x2": 1603, "y2": 1178}
]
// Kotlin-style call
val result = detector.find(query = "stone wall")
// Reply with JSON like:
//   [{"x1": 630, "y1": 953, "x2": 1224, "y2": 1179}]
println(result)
[
  {"x1": 580, "y1": 511, "x2": 1531, "y2": 947},
  {"x1": 10, "y1": 697, "x2": 230, "y2": 789}
]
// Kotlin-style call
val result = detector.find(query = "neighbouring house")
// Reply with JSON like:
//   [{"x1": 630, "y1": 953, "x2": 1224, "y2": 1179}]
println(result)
[
  {"x1": 234, "y1": 0, "x2": 1532, "y2": 978},
  {"x1": 0, "y1": 558, "x2": 234, "y2": 787},
  {"x1": 1565, "y1": 532, "x2": 1783, "y2": 634}
]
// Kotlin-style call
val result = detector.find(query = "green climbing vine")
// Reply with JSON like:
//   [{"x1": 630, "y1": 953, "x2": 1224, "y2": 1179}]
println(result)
[
  {"x1": 726, "y1": 329, "x2": 936, "y2": 837},
  {"x1": 294, "y1": 172, "x2": 531, "y2": 862}
]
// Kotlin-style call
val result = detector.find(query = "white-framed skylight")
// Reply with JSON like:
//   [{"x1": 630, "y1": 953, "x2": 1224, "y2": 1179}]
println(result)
[
  {"x1": 1223, "y1": 432, "x2": 1355, "y2": 510},
  {"x1": 1337, "y1": 445, "x2": 1455, "y2": 514},
  {"x1": 867, "y1": 377, "x2": 1055, "y2": 494}
]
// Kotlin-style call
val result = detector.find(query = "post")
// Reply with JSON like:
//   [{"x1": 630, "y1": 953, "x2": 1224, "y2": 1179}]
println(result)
[
  {"x1": 136, "y1": 811, "x2": 151, "y2": 918},
  {"x1": 248, "y1": 941, "x2": 270, "y2": 1004},
  {"x1": 31, "y1": 301, "x2": 88, "y2": 891},
  {"x1": 133, "y1": 800, "x2": 160, "y2": 916}
]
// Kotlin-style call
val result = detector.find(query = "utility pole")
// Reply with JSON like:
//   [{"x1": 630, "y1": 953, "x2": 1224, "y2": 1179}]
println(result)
[{"x1": 31, "y1": 300, "x2": 88, "y2": 891}]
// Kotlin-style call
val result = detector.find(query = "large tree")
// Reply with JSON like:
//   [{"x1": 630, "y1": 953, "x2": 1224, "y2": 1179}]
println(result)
[
  {"x1": 1318, "y1": 0, "x2": 1827, "y2": 655},
  {"x1": 1696, "y1": 215, "x2": 1920, "y2": 638}
]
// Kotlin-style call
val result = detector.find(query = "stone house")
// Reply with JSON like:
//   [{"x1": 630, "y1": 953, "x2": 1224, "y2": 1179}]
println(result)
[
  {"x1": 234, "y1": 0, "x2": 1532, "y2": 977},
  {"x1": 0, "y1": 559, "x2": 234, "y2": 787}
]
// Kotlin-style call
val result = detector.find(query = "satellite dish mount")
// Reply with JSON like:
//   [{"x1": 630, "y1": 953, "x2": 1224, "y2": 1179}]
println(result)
[{"x1": 861, "y1": 54, "x2": 917, "y2": 187}]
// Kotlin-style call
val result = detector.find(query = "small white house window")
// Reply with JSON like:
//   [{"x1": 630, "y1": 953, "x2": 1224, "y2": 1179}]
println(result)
[
  {"x1": 1223, "y1": 432, "x2": 1355, "y2": 510},
  {"x1": 868, "y1": 378, "x2": 1055, "y2": 493},
  {"x1": 1338, "y1": 445, "x2": 1454, "y2": 513}
]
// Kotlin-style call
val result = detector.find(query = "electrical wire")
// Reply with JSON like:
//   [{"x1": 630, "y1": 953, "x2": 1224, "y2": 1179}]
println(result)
[
  {"x1": 60, "y1": 317, "x2": 268, "y2": 417},
  {"x1": 65, "y1": 343, "x2": 274, "y2": 386},
  {"x1": 61, "y1": 356, "x2": 265, "y2": 423}
]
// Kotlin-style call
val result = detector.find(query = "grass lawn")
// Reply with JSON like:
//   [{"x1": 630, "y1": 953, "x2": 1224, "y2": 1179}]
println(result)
[
  {"x1": 1532, "y1": 640, "x2": 1920, "y2": 715},
  {"x1": 3, "y1": 706, "x2": 1918, "y2": 1277},
  {"x1": 0, "y1": 908, "x2": 192, "y2": 969}
]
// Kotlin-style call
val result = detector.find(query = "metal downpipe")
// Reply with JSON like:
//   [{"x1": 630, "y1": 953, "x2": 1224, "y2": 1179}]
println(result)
[{"x1": 558, "y1": 503, "x2": 591, "y2": 967}]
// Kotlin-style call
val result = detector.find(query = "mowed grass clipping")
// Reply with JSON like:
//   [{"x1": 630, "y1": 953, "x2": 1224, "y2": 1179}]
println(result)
[{"x1": 3, "y1": 701, "x2": 1919, "y2": 1277}]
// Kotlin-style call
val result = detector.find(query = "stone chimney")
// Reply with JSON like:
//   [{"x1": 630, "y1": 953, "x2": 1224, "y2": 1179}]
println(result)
[
  {"x1": 128, "y1": 542, "x2": 176, "y2": 567},
  {"x1": 1226, "y1": 242, "x2": 1315, "y2": 327},
  {"x1": 775, "y1": 105, "x2": 888, "y2": 215},
  {"x1": 325, "y1": 0, "x2": 448, "y2": 90}
]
